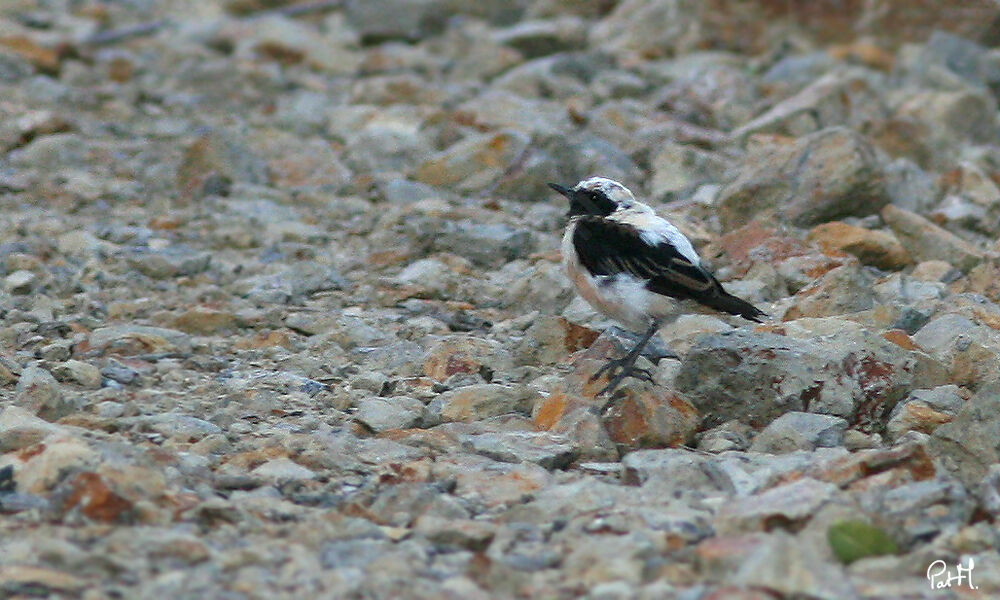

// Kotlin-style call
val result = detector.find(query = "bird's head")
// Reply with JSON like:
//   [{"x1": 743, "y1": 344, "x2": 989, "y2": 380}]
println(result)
[{"x1": 547, "y1": 176, "x2": 637, "y2": 218}]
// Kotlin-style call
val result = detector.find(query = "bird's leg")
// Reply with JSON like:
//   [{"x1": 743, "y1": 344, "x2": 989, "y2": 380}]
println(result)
[{"x1": 591, "y1": 320, "x2": 662, "y2": 396}]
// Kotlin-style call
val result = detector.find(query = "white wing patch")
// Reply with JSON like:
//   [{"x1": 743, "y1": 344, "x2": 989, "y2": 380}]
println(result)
[{"x1": 614, "y1": 210, "x2": 701, "y2": 266}]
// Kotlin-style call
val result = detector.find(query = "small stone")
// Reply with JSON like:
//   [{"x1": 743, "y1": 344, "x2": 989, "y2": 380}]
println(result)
[
  {"x1": 750, "y1": 412, "x2": 849, "y2": 453},
  {"x1": 413, "y1": 515, "x2": 496, "y2": 550},
  {"x1": 50, "y1": 360, "x2": 102, "y2": 389},
  {"x1": 676, "y1": 327, "x2": 946, "y2": 430},
  {"x1": 126, "y1": 247, "x2": 212, "y2": 279},
  {"x1": 602, "y1": 389, "x2": 699, "y2": 451},
  {"x1": 89, "y1": 325, "x2": 191, "y2": 355},
  {"x1": 514, "y1": 315, "x2": 599, "y2": 366},
  {"x1": 462, "y1": 430, "x2": 576, "y2": 469},
  {"x1": 0, "y1": 405, "x2": 66, "y2": 452},
  {"x1": 17, "y1": 438, "x2": 98, "y2": 494},
  {"x1": 422, "y1": 337, "x2": 513, "y2": 382},
  {"x1": 3, "y1": 269, "x2": 36, "y2": 294},
  {"x1": 492, "y1": 17, "x2": 587, "y2": 58},
  {"x1": 696, "y1": 420, "x2": 754, "y2": 453},
  {"x1": 354, "y1": 396, "x2": 424, "y2": 432},
  {"x1": 15, "y1": 366, "x2": 73, "y2": 422},
  {"x1": 57, "y1": 471, "x2": 135, "y2": 523},
  {"x1": 251, "y1": 457, "x2": 316, "y2": 482},
  {"x1": 428, "y1": 384, "x2": 539, "y2": 423},
  {"x1": 881, "y1": 204, "x2": 985, "y2": 272},
  {"x1": 716, "y1": 477, "x2": 839, "y2": 533},
  {"x1": 729, "y1": 531, "x2": 855, "y2": 598},
  {"x1": 621, "y1": 448, "x2": 719, "y2": 493},
  {"x1": 783, "y1": 263, "x2": 876, "y2": 320},
  {"x1": 139, "y1": 414, "x2": 222, "y2": 441},
  {"x1": 0, "y1": 566, "x2": 85, "y2": 595},
  {"x1": 37, "y1": 340, "x2": 72, "y2": 362},
  {"x1": 95, "y1": 401, "x2": 125, "y2": 419},
  {"x1": 886, "y1": 385, "x2": 964, "y2": 441},
  {"x1": 431, "y1": 222, "x2": 536, "y2": 268},
  {"x1": 100, "y1": 359, "x2": 139, "y2": 385},
  {"x1": 171, "y1": 307, "x2": 238, "y2": 334},
  {"x1": 910, "y1": 260, "x2": 957, "y2": 282}
]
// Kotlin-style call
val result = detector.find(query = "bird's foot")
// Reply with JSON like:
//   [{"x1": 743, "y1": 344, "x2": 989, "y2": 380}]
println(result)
[{"x1": 589, "y1": 355, "x2": 654, "y2": 396}]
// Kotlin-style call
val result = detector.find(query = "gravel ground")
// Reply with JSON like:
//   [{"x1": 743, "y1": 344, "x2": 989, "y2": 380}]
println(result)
[{"x1": 3, "y1": 1, "x2": 1000, "y2": 598}]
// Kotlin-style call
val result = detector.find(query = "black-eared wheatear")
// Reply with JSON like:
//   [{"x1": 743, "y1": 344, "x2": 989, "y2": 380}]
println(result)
[{"x1": 549, "y1": 176, "x2": 767, "y2": 395}]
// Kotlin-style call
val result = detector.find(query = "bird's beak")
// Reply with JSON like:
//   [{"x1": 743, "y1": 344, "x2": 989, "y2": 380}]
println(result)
[{"x1": 547, "y1": 182, "x2": 572, "y2": 198}]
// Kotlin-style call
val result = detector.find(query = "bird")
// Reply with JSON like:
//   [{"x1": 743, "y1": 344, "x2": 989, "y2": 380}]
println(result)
[{"x1": 548, "y1": 176, "x2": 767, "y2": 396}]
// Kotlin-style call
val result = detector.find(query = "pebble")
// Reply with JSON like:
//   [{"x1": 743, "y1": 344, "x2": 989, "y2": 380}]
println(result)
[{"x1": 14, "y1": 365, "x2": 74, "y2": 422}]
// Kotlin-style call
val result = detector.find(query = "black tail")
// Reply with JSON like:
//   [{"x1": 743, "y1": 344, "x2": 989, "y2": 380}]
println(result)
[{"x1": 707, "y1": 289, "x2": 768, "y2": 323}]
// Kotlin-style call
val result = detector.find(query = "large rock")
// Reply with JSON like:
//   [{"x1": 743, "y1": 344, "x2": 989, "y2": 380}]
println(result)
[
  {"x1": 414, "y1": 129, "x2": 531, "y2": 193},
  {"x1": 718, "y1": 128, "x2": 888, "y2": 231},
  {"x1": 733, "y1": 70, "x2": 886, "y2": 139},
  {"x1": 929, "y1": 379, "x2": 1000, "y2": 488},
  {"x1": 675, "y1": 326, "x2": 947, "y2": 429},
  {"x1": 533, "y1": 331, "x2": 699, "y2": 457},
  {"x1": 881, "y1": 204, "x2": 986, "y2": 272},
  {"x1": 806, "y1": 221, "x2": 911, "y2": 271},
  {"x1": 910, "y1": 310, "x2": 1000, "y2": 388}
]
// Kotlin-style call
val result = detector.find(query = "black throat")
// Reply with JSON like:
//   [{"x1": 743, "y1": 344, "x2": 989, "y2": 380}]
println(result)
[{"x1": 567, "y1": 189, "x2": 616, "y2": 218}]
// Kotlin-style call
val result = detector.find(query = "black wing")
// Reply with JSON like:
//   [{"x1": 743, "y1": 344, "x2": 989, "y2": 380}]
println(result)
[{"x1": 572, "y1": 216, "x2": 766, "y2": 322}]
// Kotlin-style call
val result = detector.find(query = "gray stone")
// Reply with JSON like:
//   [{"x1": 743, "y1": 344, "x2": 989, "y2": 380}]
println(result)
[
  {"x1": 885, "y1": 385, "x2": 964, "y2": 441},
  {"x1": 50, "y1": 360, "x2": 102, "y2": 389},
  {"x1": 431, "y1": 222, "x2": 535, "y2": 268},
  {"x1": 750, "y1": 412, "x2": 848, "y2": 454},
  {"x1": 14, "y1": 366, "x2": 73, "y2": 422},
  {"x1": 134, "y1": 414, "x2": 222, "y2": 441},
  {"x1": 126, "y1": 247, "x2": 212, "y2": 279},
  {"x1": 882, "y1": 204, "x2": 985, "y2": 272},
  {"x1": 343, "y1": 0, "x2": 450, "y2": 42},
  {"x1": 415, "y1": 129, "x2": 531, "y2": 193},
  {"x1": 492, "y1": 17, "x2": 587, "y2": 58},
  {"x1": 4, "y1": 270, "x2": 36, "y2": 294},
  {"x1": 427, "y1": 384, "x2": 540, "y2": 424},
  {"x1": 675, "y1": 328, "x2": 947, "y2": 430},
  {"x1": 733, "y1": 69, "x2": 887, "y2": 139},
  {"x1": 929, "y1": 379, "x2": 1000, "y2": 487},
  {"x1": 716, "y1": 477, "x2": 839, "y2": 533},
  {"x1": 89, "y1": 326, "x2": 191, "y2": 355},
  {"x1": 0, "y1": 406, "x2": 67, "y2": 452},
  {"x1": 729, "y1": 531, "x2": 857, "y2": 599},
  {"x1": 462, "y1": 430, "x2": 576, "y2": 469},
  {"x1": 696, "y1": 420, "x2": 754, "y2": 453},
  {"x1": 621, "y1": 448, "x2": 726, "y2": 496},
  {"x1": 718, "y1": 127, "x2": 888, "y2": 230},
  {"x1": 354, "y1": 397, "x2": 425, "y2": 432},
  {"x1": 251, "y1": 457, "x2": 316, "y2": 482}
]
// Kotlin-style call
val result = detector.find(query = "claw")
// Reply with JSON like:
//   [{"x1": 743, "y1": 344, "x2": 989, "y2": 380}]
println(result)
[
  {"x1": 631, "y1": 367, "x2": 655, "y2": 383},
  {"x1": 590, "y1": 357, "x2": 656, "y2": 395},
  {"x1": 586, "y1": 321, "x2": 672, "y2": 396}
]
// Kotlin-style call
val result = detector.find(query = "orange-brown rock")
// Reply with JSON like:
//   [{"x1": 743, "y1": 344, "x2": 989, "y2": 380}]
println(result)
[{"x1": 807, "y1": 221, "x2": 912, "y2": 270}]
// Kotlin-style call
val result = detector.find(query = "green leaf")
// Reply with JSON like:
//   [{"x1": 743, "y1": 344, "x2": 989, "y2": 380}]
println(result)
[{"x1": 827, "y1": 520, "x2": 899, "y2": 565}]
